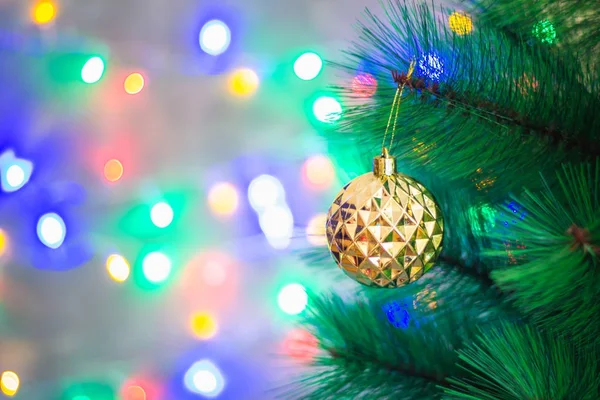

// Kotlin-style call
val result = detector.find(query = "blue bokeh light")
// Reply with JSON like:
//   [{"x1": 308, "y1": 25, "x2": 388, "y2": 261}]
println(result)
[
  {"x1": 383, "y1": 301, "x2": 411, "y2": 329},
  {"x1": 417, "y1": 52, "x2": 445, "y2": 81}
]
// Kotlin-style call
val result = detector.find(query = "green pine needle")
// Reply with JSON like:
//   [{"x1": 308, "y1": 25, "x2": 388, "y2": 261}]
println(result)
[
  {"x1": 444, "y1": 323, "x2": 600, "y2": 399},
  {"x1": 488, "y1": 159, "x2": 600, "y2": 346},
  {"x1": 327, "y1": 0, "x2": 600, "y2": 203},
  {"x1": 282, "y1": 267, "x2": 511, "y2": 399}
]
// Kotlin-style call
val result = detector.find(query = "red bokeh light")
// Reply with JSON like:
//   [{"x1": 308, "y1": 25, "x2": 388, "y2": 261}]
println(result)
[
  {"x1": 282, "y1": 329, "x2": 320, "y2": 363},
  {"x1": 179, "y1": 251, "x2": 240, "y2": 314},
  {"x1": 352, "y1": 73, "x2": 378, "y2": 98}
]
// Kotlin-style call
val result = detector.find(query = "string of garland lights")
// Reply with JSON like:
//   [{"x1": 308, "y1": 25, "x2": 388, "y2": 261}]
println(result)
[{"x1": 0, "y1": 0, "x2": 365, "y2": 398}]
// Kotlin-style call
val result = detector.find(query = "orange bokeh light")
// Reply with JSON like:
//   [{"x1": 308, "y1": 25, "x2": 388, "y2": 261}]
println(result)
[
  {"x1": 124, "y1": 73, "x2": 145, "y2": 95},
  {"x1": 104, "y1": 159, "x2": 124, "y2": 182},
  {"x1": 302, "y1": 155, "x2": 335, "y2": 190},
  {"x1": 123, "y1": 385, "x2": 146, "y2": 400},
  {"x1": 120, "y1": 377, "x2": 161, "y2": 400}
]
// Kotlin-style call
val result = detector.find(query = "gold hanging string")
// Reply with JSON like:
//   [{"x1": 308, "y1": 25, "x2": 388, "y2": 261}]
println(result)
[{"x1": 381, "y1": 59, "x2": 416, "y2": 153}]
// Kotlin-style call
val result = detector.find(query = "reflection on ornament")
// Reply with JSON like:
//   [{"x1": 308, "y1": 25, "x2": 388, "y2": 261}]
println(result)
[
  {"x1": 326, "y1": 149, "x2": 444, "y2": 288},
  {"x1": 532, "y1": 19, "x2": 557, "y2": 44},
  {"x1": 448, "y1": 12, "x2": 473, "y2": 35},
  {"x1": 352, "y1": 73, "x2": 378, "y2": 98},
  {"x1": 383, "y1": 301, "x2": 411, "y2": 328}
]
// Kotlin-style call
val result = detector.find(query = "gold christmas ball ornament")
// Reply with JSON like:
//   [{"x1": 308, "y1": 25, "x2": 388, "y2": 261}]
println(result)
[{"x1": 325, "y1": 149, "x2": 444, "y2": 288}]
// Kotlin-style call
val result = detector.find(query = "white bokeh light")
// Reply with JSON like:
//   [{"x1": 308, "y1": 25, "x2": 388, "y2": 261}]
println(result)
[
  {"x1": 293, "y1": 52, "x2": 323, "y2": 81},
  {"x1": 199, "y1": 20, "x2": 231, "y2": 56},
  {"x1": 0, "y1": 149, "x2": 34, "y2": 193},
  {"x1": 278, "y1": 283, "x2": 308, "y2": 315},
  {"x1": 183, "y1": 359, "x2": 225, "y2": 397},
  {"x1": 142, "y1": 251, "x2": 172, "y2": 283},
  {"x1": 81, "y1": 56, "x2": 105, "y2": 84},
  {"x1": 259, "y1": 205, "x2": 294, "y2": 249},
  {"x1": 6, "y1": 165, "x2": 24, "y2": 188},
  {"x1": 312, "y1": 96, "x2": 342, "y2": 123},
  {"x1": 37, "y1": 213, "x2": 66, "y2": 249},
  {"x1": 247, "y1": 175, "x2": 285, "y2": 212},
  {"x1": 150, "y1": 202, "x2": 174, "y2": 228}
]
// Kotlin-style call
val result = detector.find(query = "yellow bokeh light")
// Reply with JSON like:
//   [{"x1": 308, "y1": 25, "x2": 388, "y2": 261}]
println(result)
[
  {"x1": 106, "y1": 254, "x2": 130, "y2": 283},
  {"x1": 190, "y1": 312, "x2": 218, "y2": 340},
  {"x1": 104, "y1": 159, "x2": 124, "y2": 182},
  {"x1": 227, "y1": 68, "x2": 259, "y2": 97},
  {"x1": 124, "y1": 73, "x2": 145, "y2": 95},
  {"x1": 448, "y1": 12, "x2": 473, "y2": 36},
  {"x1": 0, "y1": 371, "x2": 20, "y2": 397},
  {"x1": 306, "y1": 213, "x2": 328, "y2": 246},
  {"x1": 0, "y1": 229, "x2": 7, "y2": 258},
  {"x1": 303, "y1": 155, "x2": 335, "y2": 190},
  {"x1": 207, "y1": 182, "x2": 239, "y2": 217},
  {"x1": 32, "y1": 1, "x2": 56, "y2": 25}
]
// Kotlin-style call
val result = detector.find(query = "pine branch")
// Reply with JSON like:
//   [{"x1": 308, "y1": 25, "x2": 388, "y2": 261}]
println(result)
[
  {"x1": 284, "y1": 268, "x2": 512, "y2": 399},
  {"x1": 486, "y1": 159, "x2": 600, "y2": 347},
  {"x1": 466, "y1": 0, "x2": 600, "y2": 63},
  {"x1": 444, "y1": 323, "x2": 600, "y2": 399},
  {"x1": 390, "y1": 72, "x2": 600, "y2": 156}
]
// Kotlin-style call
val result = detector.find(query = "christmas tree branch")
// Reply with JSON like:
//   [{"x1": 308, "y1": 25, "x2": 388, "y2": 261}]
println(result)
[
  {"x1": 486, "y1": 159, "x2": 600, "y2": 347},
  {"x1": 444, "y1": 323, "x2": 600, "y2": 399},
  {"x1": 392, "y1": 72, "x2": 600, "y2": 156},
  {"x1": 286, "y1": 268, "x2": 511, "y2": 399}
]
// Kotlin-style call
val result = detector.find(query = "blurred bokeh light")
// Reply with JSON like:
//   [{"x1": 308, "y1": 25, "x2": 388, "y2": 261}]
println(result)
[
  {"x1": 0, "y1": 371, "x2": 20, "y2": 397},
  {"x1": 32, "y1": 0, "x2": 57, "y2": 25},
  {"x1": 103, "y1": 159, "x2": 124, "y2": 182},
  {"x1": 278, "y1": 283, "x2": 307, "y2": 315},
  {"x1": 294, "y1": 52, "x2": 323, "y2": 81},
  {"x1": 207, "y1": 181, "x2": 239, "y2": 217},
  {"x1": 36, "y1": 212, "x2": 66, "y2": 249},
  {"x1": 228, "y1": 68, "x2": 259, "y2": 97},
  {"x1": 124, "y1": 73, "x2": 145, "y2": 95},
  {"x1": 106, "y1": 254, "x2": 130, "y2": 283},
  {"x1": 81, "y1": 56, "x2": 106, "y2": 84},
  {"x1": 302, "y1": 154, "x2": 335, "y2": 190},
  {"x1": 199, "y1": 20, "x2": 231, "y2": 56}
]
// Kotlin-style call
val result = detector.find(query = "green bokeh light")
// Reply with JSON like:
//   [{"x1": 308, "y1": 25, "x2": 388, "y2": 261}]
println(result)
[
  {"x1": 60, "y1": 381, "x2": 115, "y2": 400},
  {"x1": 532, "y1": 19, "x2": 557, "y2": 44}
]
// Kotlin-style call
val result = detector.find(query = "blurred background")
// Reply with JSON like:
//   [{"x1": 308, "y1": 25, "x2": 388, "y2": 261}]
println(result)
[{"x1": 0, "y1": 0, "x2": 388, "y2": 398}]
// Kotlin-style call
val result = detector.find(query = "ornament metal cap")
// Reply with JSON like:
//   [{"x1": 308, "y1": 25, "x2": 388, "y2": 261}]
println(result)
[{"x1": 373, "y1": 147, "x2": 396, "y2": 177}]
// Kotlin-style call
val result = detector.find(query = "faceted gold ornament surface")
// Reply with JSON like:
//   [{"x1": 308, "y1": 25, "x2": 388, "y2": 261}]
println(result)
[{"x1": 325, "y1": 150, "x2": 444, "y2": 288}]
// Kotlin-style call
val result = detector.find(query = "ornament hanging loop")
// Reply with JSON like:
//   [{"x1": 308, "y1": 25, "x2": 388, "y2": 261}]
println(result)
[{"x1": 381, "y1": 59, "x2": 416, "y2": 155}]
